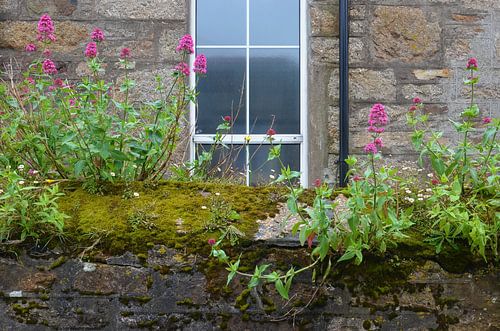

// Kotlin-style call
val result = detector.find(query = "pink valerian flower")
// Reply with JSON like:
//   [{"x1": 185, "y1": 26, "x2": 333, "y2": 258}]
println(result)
[
  {"x1": 90, "y1": 28, "x2": 105, "y2": 42},
  {"x1": 48, "y1": 86, "x2": 56, "y2": 92},
  {"x1": 193, "y1": 54, "x2": 207, "y2": 74},
  {"x1": 175, "y1": 62, "x2": 190, "y2": 76},
  {"x1": 368, "y1": 103, "x2": 388, "y2": 127},
  {"x1": 42, "y1": 59, "x2": 57, "y2": 75},
  {"x1": 120, "y1": 47, "x2": 131, "y2": 59},
  {"x1": 482, "y1": 117, "x2": 492, "y2": 124},
  {"x1": 368, "y1": 126, "x2": 385, "y2": 134},
  {"x1": 364, "y1": 142, "x2": 378, "y2": 154},
  {"x1": 27, "y1": 77, "x2": 35, "y2": 84},
  {"x1": 313, "y1": 178, "x2": 322, "y2": 188},
  {"x1": 267, "y1": 128, "x2": 276, "y2": 136},
  {"x1": 412, "y1": 97, "x2": 422, "y2": 104},
  {"x1": 353, "y1": 175, "x2": 362, "y2": 182},
  {"x1": 37, "y1": 14, "x2": 55, "y2": 42},
  {"x1": 69, "y1": 99, "x2": 76, "y2": 106},
  {"x1": 28, "y1": 169, "x2": 38, "y2": 176},
  {"x1": 224, "y1": 115, "x2": 231, "y2": 122},
  {"x1": 207, "y1": 238, "x2": 216, "y2": 246},
  {"x1": 42, "y1": 49, "x2": 52, "y2": 57},
  {"x1": 176, "y1": 34, "x2": 194, "y2": 54},
  {"x1": 53, "y1": 78, "x2": 64, "y2": 87},
  {"x1": 25, "y1": 44, "x2": 37, "y2": 52},
  {"x1": 84, "y1": 42, "x2": 98, "y2": 58},
  {"x1": 374, "y1": 137, "x2": 383, "y2": 148},
  {"x1": 409, "y1": 105, "x2": 417, "y2": 112},
  {"x1": 466, "y1": 57, "x2": 478, "y2": 69},
  {"x1": 431, "y1": 178, "x2": 439, "y2": 185}
]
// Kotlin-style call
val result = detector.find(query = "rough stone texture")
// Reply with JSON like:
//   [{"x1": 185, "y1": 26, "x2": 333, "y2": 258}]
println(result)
[
  {"x1": 0, "y1": 250, "x2": 498, "y2": 330},
  {"x1": 0, "y1": 21, "x2": 88, "y2": 52},
  {"x1": 96, "y1": 0, "x2": 186, "y2": 20},
  {"x1": 372, "y1": 6, "x2": 441, "y2": 63}
]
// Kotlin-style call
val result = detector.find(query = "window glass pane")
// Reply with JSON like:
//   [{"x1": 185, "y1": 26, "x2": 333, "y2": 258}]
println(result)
[
  {"x1": 197, "y1": 48, "x2": 246, "y2": 134},
  {"x1": 249, "y1": 145, "x2": 300, "y2": 185},
  {"x1": 250, "y1": 0, "x2": 299, "y2": 45},
  {"x1": 249, "y1": 49, "x2": 300, "y2": 134},
  {"x1": 197, "y1": 0, "x2": 246, "y2": 45},
  {"x1": 197, "y1": 144, "x2": 246, "y2": 183}
]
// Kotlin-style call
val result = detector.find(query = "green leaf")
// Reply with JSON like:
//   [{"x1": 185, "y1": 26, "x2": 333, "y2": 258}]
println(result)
[{"x1": 275, "y1": 279, "x2": 289, "y2": 300}]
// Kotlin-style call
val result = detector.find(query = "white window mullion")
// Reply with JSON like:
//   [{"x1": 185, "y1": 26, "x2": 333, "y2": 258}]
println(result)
[{"x1": 245, "y1": 0, "x2": 250, "y2": 186}]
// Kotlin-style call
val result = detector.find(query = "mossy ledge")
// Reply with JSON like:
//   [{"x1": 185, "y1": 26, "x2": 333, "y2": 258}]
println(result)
[{"x1": 58, "y1": 180, "x2": 288, "y2": 255}]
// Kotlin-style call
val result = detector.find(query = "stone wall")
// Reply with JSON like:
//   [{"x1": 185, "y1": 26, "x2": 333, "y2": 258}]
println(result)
[
  {"x1": 310, "y1": 0, "x2": 500, "y2": 182},
  {"x1": 0, "y1": 247, "x2": 498, "y2": 330},
  {"x1": 1, "y1": 0, "x2": 499, "y2": 184},
  {"x1": 0, "y1": 0, "x2": 187, "y2": 98}
]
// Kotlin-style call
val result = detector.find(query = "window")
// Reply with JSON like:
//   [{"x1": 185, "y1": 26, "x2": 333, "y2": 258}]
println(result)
[{"x1": 190, "y1": 0, "x2": 307, "y2": 186}]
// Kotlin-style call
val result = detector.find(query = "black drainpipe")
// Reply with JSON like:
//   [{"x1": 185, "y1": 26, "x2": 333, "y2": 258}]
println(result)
[{"x1": 338, "y1": 0, "x2": 349, "y2": 187}]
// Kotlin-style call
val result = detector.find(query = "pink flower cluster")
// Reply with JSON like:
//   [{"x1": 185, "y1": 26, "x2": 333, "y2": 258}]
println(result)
[
  {"x1": 25, "y1": 43, "x2": 37, "y2": 52},
  {"x1": 364, "y1": 103, "x2": 388, "y2": 155},
  {"x1": 42, "y1": 59, "x2": 57, "y2": 75},
  {"x1": 176, "y1": 34, "x2": 194, "y2": 54},
  {"x1": 368, "y1": 103, "x2": 387, "y2": 134},
  {"x1": 85, "y1": 42, "x2": 98, "y2": 58},
  {"x1": 483, "y1": 117, "x2": 492, "y2": 124},
  {"x1": 120, "y1": 47, "x2": 131, "y2": 59},
  {"x1": 91, "y1": 28, "x2": 105, "y2": 42},
  {"x1": 175, "y1": 62, "x2": 190, "y2": 76},
  {"x1": 193, "y1": 54, "x2": 207, "y2": 74},
  {"x1": 409, "y1": 96, "x2": 422, "y2": 112},
  {"x1": 466, "y1": 57, "x2": 478, "y2": 70},
  {"x1": 37, "y1": 14, "x2": 56, "y2": 42}
]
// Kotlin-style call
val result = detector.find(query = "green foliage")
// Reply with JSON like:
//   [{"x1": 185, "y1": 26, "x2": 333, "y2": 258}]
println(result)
[
  {"x1": 0, "y1": 167, "x2": 67, "y2": 243},
  {"x1": 0, "y1": 25, "x2": 200, "y2": 186},
  {"x1": 407, "y1": 64, "x2": 499, "y2": 260}
]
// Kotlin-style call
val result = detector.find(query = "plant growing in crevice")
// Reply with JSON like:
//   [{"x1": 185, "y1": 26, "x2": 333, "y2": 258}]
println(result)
[
  {"x1": 209, "y1": 111, "x2": 412, "y2": 300},
  {"x1": 0, "y1": 15, "x2": 207, "y2": 187},
  {"x1": 205, "y1": 194, "x2": 244, "y2": 246},
  {"x1": 407, "y1": 58, "x2": 499, "y2": 260}
]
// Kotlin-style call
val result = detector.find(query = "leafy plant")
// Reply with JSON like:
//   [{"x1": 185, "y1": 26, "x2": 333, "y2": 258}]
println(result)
[
  {"x1": 407, "y1": 58, "x2": 499, "y2": 260},
  {"x1": 0, "y1": 167, "x2": 67, "y2": 244},
  {"x1": 0, "y1": 15, "x2": 206, "y2": 186}
]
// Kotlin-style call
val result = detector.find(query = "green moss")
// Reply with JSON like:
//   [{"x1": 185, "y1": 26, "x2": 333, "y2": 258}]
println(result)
[
  {"x1": 48, "y1": 256, "x2": 67, "y2": 270},
  {"x1": 137, "y1": 319, "x2": 158, "y2": 328},
  {"x1": 235, "y1": 288, "x2": 251, "y2": 308},
  {"x1": 176, "y1": 298, "x2": 199, "y2": 308},
  {"x1": 59, "y1": 181, "x2": 283, "y2": 255},
  {"x1": 146, "y1": 275, "x2": 153, "y2": 289},
  {"x1": 363, "y1": 320, "x2": 371, "y2": 330},
  {"x1": 121, "y1": 311, "x2": 134, "y2": 317}
]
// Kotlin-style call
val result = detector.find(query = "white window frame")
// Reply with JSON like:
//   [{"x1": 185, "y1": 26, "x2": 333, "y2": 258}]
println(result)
[{"x1": 189, "y1": 0, "x2": 308, "y2": 186}]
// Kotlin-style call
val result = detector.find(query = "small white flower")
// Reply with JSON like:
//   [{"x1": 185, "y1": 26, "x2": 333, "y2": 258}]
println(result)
[
  {"x1": 110, "y1": 172, "x2": 116, "y2": 177},
  {"x1": 217, "y1": 167, "x2": 222, "y2": 172},
  {"x1": 33, "y1": 181, "x2": 40, "y2": 184},
  {"x1": 405, "y1": 189, "x2": 412, "y2": 194},
  {"x1": 18, "y1": 180, "x2": 25, "y2": 185},
  {"x1": 215, "y1": 192, "x2": 220, "y2": 196},
  {"x1": 17, "y1": 164, "x2": 24, "y2": 170},
  {"x1": 0, "y1": 189, "x2": 4, "y2": 194},
  {"x1": 417, "y1": 168, "x2": 423, "y2": 172},
  {"x1": 408, "y1": 198, "x2": 415, "y2": 203},
  {"x1": 132, "y1": 164, "x2": 138, "y2": 169},
  {"x1": 417, "y1": 197, "x2": 424, "y2": 201},
  {"x1": 426, "y1": 188, "x2": 432, "y2": 192},
  {"x1": 201, "y1": 205, "x2": 207, "y2": 210},
  {"x1": 133, "y1": 192, "x2": 140, "y2": 197},
  {"x1": 417, "y1": 193, "x2": 423, "y2": 198},
  {"x1": 270, "y1": 169, "x2": 276, "y2": 173},
  {"x1": 427, "y1": 173, "x2": 434, "y2": 178},
  {"x1": 269, "y1": 174, "x2": 275, "y2": 179}
]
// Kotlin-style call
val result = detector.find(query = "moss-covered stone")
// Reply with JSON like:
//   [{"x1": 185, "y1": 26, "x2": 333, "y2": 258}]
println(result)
[{"x1": 59, "y1": 181, "x2": 284, "y2": 255}]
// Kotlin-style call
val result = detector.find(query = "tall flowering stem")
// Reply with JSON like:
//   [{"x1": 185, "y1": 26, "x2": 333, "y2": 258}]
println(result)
[{"x1": 364, "y1": 103, "x2": 387, "y2": 210}]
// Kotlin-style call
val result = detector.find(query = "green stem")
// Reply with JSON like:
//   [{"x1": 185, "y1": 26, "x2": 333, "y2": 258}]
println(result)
[{"x1": 371, "y1": 154, "x2": 377, "y2": 209}]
